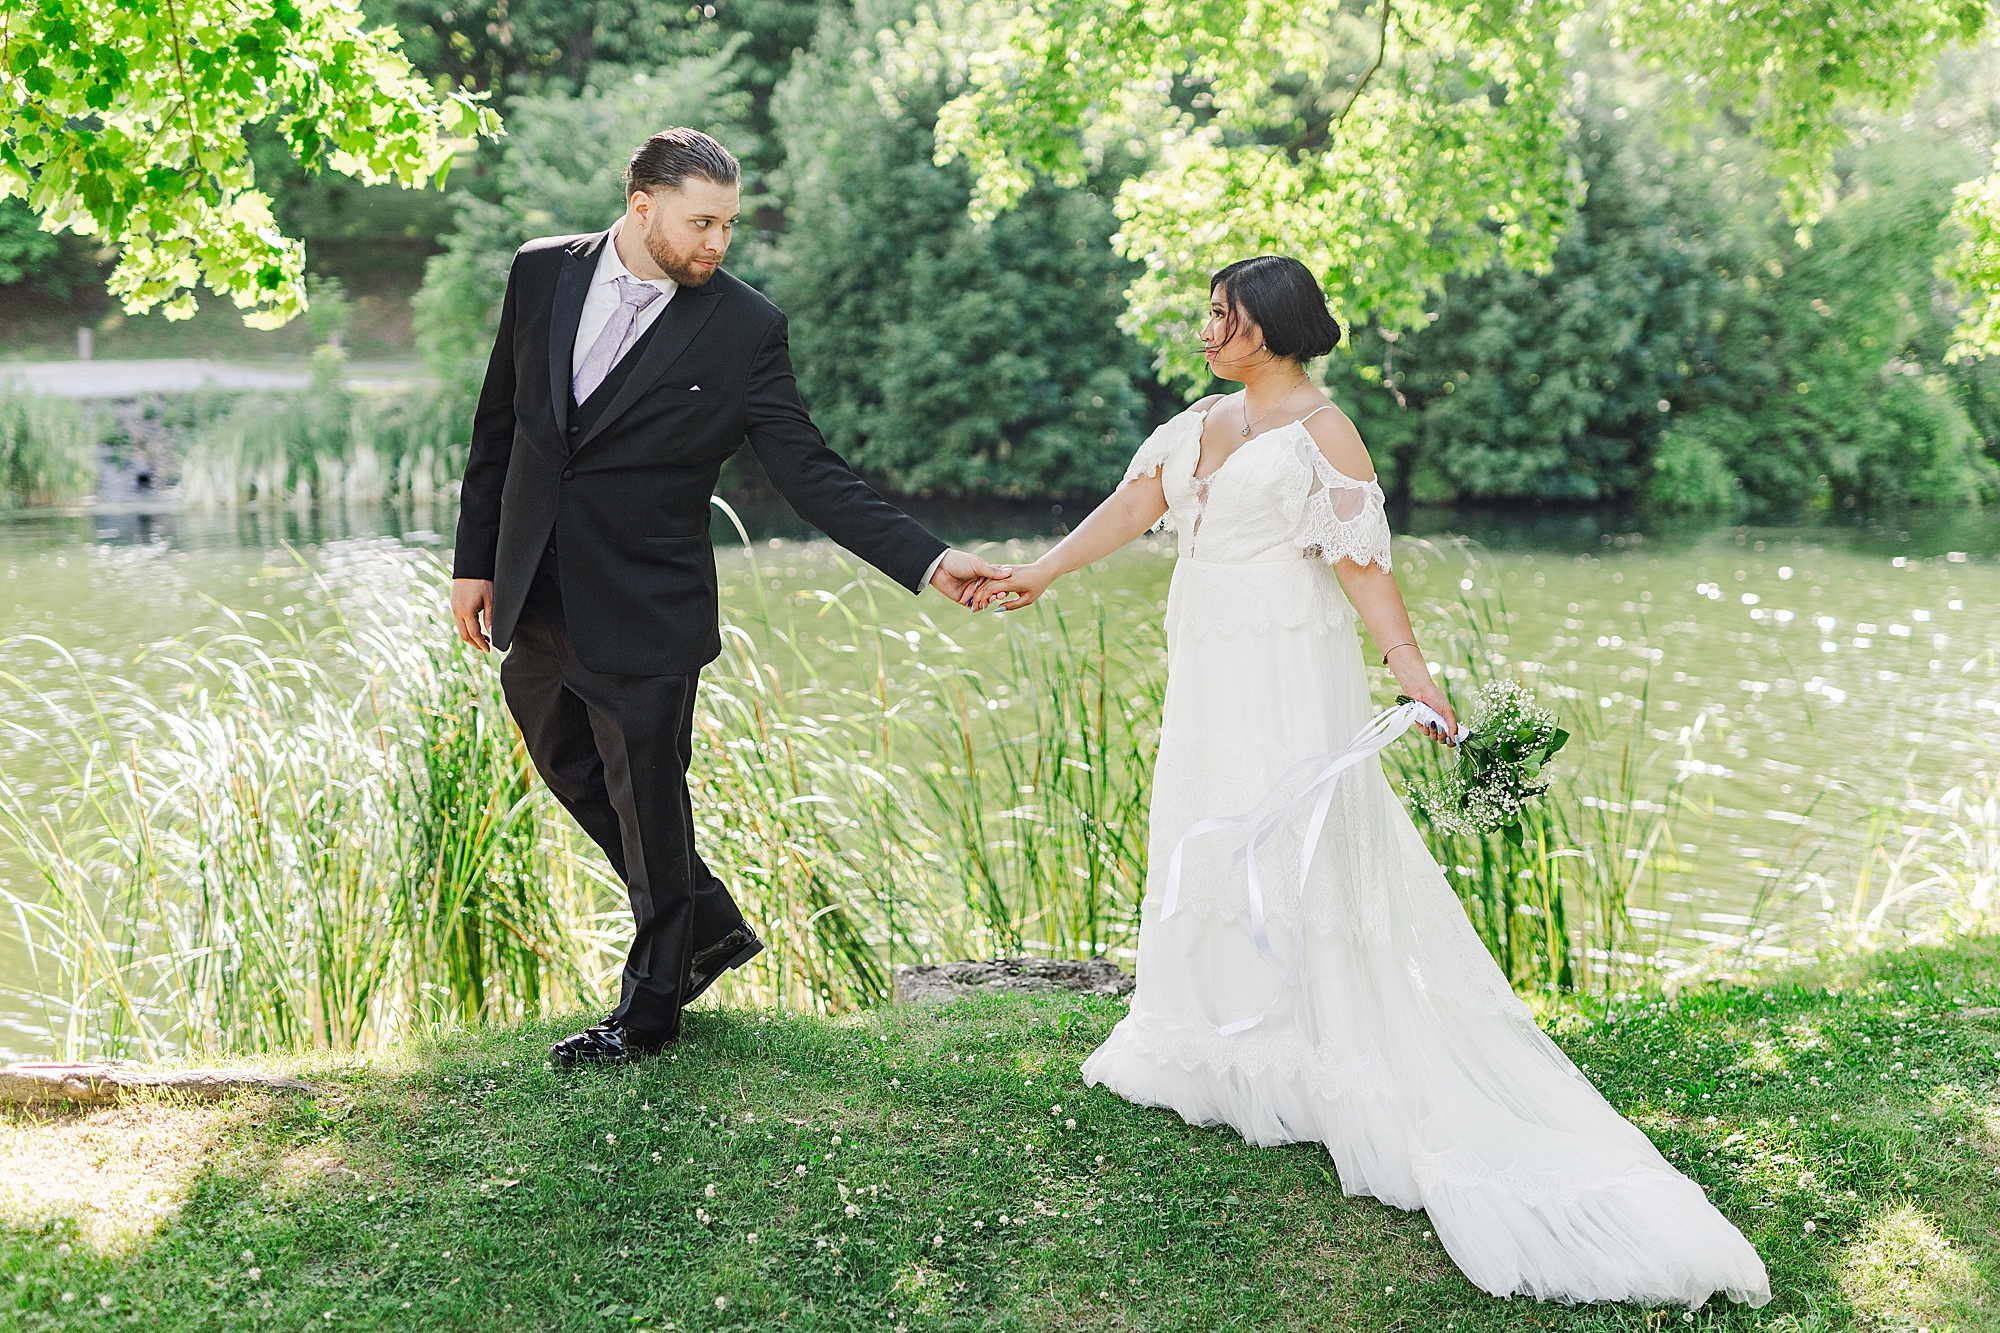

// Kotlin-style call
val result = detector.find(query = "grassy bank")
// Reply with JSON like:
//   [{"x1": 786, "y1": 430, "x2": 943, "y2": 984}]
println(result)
[{"x1": 3, "y1": 939, "x2": 1997, "y2": 1332}]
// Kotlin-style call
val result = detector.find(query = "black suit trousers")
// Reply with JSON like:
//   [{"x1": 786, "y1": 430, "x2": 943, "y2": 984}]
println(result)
[{"x1": 500, "y1": 569, "x2": 746, "y2": 1040}]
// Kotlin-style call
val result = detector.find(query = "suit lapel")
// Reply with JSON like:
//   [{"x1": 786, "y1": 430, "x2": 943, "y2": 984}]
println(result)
[
  {"x1": 573, "y1": 282, "x2": 724, "y2": 452},
  {"x1": 547, "y1": 232, "x2": 603, "y2": 436}
]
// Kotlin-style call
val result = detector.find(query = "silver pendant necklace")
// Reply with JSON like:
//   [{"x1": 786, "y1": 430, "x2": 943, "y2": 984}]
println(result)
[{"x1": 1238, "y1": 383, "x2": 1307, "y2": 438}]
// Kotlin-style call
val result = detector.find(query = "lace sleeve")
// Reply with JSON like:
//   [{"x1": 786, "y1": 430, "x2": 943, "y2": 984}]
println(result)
[
  {"x1": 1124, "y1": 407, "x2": 1200, "y2": 483},
  {"x1": 1121, "y1": 407, "x2": 1202, "y2": 533},
  {"x1": 1281, "y1": 434, "x2": 1392, "y2": 572}
]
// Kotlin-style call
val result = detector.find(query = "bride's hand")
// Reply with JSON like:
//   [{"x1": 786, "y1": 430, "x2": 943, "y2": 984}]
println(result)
[
  {"x1": 973, "y1": 560, "x2": 1056, "y2": 611},
  {"x1": 1385, "y1": 646, "x2": 1459, "y2": 745}
]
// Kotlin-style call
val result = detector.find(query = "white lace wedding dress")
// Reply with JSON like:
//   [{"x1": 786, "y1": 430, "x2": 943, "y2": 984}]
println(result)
[{"x1": 1081, "y1": 404, "x2": 1771, "y2": 1307}]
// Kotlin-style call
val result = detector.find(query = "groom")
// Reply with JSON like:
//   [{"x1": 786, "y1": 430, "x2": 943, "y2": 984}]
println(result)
[{"x1": 449, "y1": 127, "x2": 1004, "y2": 1065}]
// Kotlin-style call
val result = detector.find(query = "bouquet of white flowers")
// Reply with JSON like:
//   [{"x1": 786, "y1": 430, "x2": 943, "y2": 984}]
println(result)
[{"x1": 1402, "y1": 679, "x2": 1568, "y2": 845}]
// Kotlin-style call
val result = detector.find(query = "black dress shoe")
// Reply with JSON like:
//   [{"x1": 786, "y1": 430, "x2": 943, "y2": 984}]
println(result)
[
  {"x1": 550, "y1": 1021, "x2": 668, "y2": 1067},
  {"x1": 683, "y1": 925, "x2": 765, "y2": 1006}
]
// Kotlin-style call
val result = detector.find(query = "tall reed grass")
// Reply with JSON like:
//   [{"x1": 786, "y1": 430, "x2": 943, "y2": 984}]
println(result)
[
  {"x1": 677, "y1": 501, "x2": 1162, "y2": 1010},
  {"x1": 178, "y1": 349, "x2": 471, "y2": 507},
  {"x1": 4, "y1": 531, "x2": 1992, "y2": 1058},
  {"x1": 0, "y1": 377, "x2": 97, "y2": 506},
  {"x1": 1826, "y1": 772, "x2": 1999, "y2": 950},
  {"x1": 0, "y1": 545, "x2": 625, "y2": 1058}
]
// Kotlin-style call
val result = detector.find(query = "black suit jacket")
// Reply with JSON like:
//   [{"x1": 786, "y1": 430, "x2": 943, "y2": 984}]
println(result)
[{"x1": 453, "y1": 230, "x2": 949, "y2": 675}]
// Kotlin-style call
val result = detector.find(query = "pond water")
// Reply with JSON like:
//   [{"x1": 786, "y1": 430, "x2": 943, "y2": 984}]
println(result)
[{"x1": 3, "y1": 497, "x2": 1998, "y2": 1058}]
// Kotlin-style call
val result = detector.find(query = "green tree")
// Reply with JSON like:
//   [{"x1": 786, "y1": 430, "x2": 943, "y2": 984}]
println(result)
[
  {"x1": 0, "y1": 196, "x2": 97, "y2": 297},
  {"x1": 929, "y1": 0, "x2": 1990, "y2": 385},
  {"x1": 1320, "y1": 96, "x2": 1997, "y2": 512},
  {"x1": 1, "y1": 0, "x2": 499, "y2": 327},
  {"x1": 765, "y1": 0, "x2": 1156, "y2": 497},
  {"x1": 413, "y1": 50, "x2": 756, "y2": 373},
  {"x1": 1676, "y1": 140, "x2": 1997, "y2": 511}
]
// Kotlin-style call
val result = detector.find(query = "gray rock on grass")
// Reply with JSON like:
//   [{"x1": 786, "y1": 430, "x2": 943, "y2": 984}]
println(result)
[{"x1": 893, "y1": 957, "x2": 1134, "y2": 1006}]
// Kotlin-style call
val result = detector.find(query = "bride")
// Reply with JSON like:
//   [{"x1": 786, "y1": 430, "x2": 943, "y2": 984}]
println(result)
[{"x1": 974, "y1": 256, "x2": 1770, "y2": 1307}]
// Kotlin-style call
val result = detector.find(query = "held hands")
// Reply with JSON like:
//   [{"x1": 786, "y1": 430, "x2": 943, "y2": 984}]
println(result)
[
  {"x1": 968, "y1": 560, "x2": 1055, "y2": 612},
  {"x1": 1384, "y1": 643, "x2": 1459, "y2": 745},
  {"x1": 931, "y1": 549, "x2": 1012, "y2": 606},
  {"x1": 452, "y1": 578, "x2": 494, "y2": 651}
]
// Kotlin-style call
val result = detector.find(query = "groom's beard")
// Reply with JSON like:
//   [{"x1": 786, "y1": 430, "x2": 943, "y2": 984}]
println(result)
[{"x1": 642, "y1": 221, "x2": 723, "y2": 287}]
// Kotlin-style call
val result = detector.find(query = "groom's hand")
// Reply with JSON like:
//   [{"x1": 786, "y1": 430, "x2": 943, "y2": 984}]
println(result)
[
  {"x1": 930, "y1": 549, "x2": 1010, "y2": 607},
  {"x1": 451, "y1": 578, "x2": 494, "y2": 651}
]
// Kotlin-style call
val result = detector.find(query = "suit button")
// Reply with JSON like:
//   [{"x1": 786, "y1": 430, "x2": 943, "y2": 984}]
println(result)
[
  {"x1": 561, "y1": 468, "x2": 574, "y2": 480},
  {"x1": 567, "y1": 424, "x2": 580, "y2": 435}
]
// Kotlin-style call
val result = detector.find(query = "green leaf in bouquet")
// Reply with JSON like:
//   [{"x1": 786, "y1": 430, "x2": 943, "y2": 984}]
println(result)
[{"x1": 1502, "y1": 821, "x2": 1526, "y2": 847}]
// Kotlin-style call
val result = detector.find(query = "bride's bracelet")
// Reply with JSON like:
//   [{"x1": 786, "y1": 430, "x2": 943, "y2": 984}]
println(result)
[{"x1": 1380, "y1": 641, "x2": 1419, "y2": 666}]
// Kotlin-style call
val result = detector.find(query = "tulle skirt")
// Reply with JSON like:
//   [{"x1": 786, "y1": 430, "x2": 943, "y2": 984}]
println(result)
[{"x1": 1081, "y1": 555, "x2": 1770, "y2": 1307}]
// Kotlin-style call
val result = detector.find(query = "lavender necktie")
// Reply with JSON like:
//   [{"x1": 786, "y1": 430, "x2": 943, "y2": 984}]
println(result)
[{"x1": 572, "y1": 274, "x2": 664, "y2": 405}]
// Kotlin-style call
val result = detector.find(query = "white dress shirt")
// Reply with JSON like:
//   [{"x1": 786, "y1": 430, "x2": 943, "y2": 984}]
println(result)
[
  {"x1": 571, "y1": 217, "x2": 677, "y2": 379},
  {"x1": 576, "y1": 217, "x2": 950, "y2": 594}
]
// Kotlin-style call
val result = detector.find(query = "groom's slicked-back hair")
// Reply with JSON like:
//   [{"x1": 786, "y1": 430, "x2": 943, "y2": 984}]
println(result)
[
  {"x1": 1210, "y1": 255, "x2": 1344, "y2": 362},
  {"x1": 625, "y1": 128, "x2": 740, "y2": 199}
]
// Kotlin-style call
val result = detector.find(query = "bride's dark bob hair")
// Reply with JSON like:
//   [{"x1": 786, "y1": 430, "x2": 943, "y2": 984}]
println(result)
[{"x1": 1211, "y1": 256, "x2": 1344, "y2": 362}]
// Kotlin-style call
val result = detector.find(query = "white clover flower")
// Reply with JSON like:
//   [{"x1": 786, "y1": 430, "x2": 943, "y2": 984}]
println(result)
[
  {"x1": 715, "y1": 1296, "x2": 728, "y2": 1310},
  {"x1": 831, "y1": 1135, "x2": 842, "y2": 1146},
  {"x1": 845, "y1": 1204, "x2": 860, "y2": 1218},
  {"x1": 972, "y1": 1219, "x2": 984, "y2": 1229},
  {"x1": 796, "y1": 1164, "x2": 808, "y2": 1176},
  {"x1": 704, "y1": 1183, "x2": 717, "y2": 1197}
]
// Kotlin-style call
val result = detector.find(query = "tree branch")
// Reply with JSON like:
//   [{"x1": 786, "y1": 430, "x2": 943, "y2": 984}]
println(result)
[{"x1": 1332, "y1": 0, "x2": 1393, "y2": 128}]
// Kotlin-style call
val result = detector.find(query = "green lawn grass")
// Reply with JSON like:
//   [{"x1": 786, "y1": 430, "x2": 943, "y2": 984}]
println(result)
[{"x1": 4, "y1": 940, "x2": 1998, "y2": 1332}]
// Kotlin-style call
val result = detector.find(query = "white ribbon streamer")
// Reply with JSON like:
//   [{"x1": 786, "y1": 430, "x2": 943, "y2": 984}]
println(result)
[{"x1": 1161, "y1": 699, "x2": 1469, "y2": 1036}]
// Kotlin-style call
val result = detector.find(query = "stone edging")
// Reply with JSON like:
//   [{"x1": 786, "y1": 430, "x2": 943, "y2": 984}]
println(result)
[{"x1": 0, "y1": 1062, "x2": 312, "y2": 1108}]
